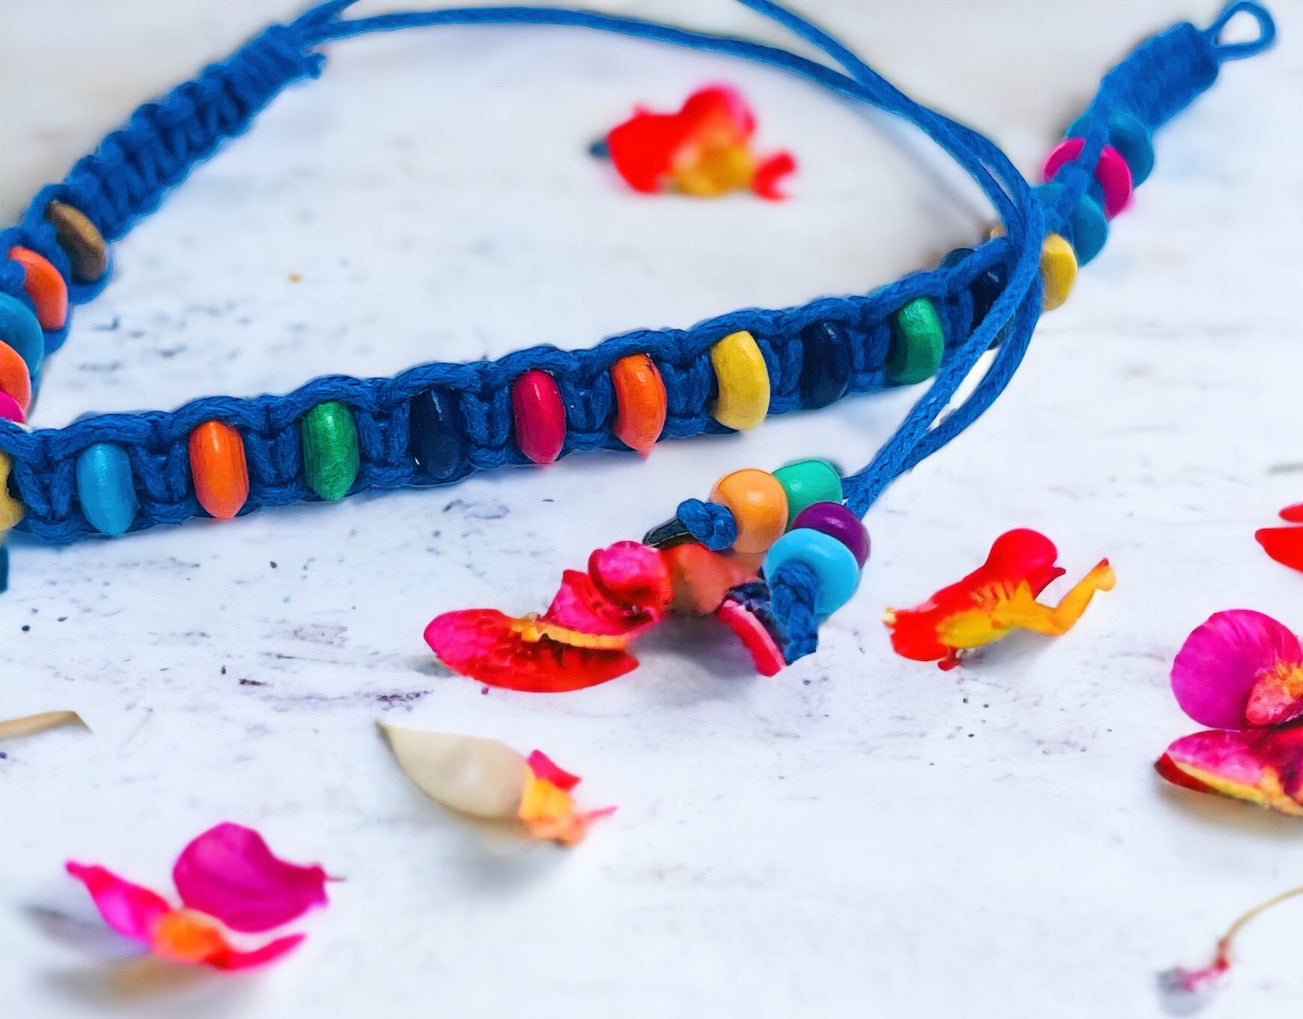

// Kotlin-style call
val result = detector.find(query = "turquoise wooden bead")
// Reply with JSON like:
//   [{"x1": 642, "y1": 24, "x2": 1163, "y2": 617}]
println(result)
[
  {"x1": 0, "y1": 291, "x2": 44, "y2": 379},
  {"x1": 763, "y1": 528, "x2": 861, "y2": 619},
  {"x1": 75, "y1": 442, "x2": 138, "y2": 536},
  {"x1": 773, "y1": 459, "x2": 843, "y2": 526},
  {"x1": 886, "y1": 298, "x2": 944, "y2": 384},
  {"x1": 301, "y1": 400, "x2": 359, "y2": 502}
]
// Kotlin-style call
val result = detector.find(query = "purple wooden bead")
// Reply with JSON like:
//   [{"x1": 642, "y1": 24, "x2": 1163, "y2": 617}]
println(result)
[{"x1": 791, "y1": 501, "x2": 870, "y2": 567}]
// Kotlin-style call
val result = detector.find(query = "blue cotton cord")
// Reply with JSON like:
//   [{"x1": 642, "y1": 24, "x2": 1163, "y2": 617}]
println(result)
[
  {"x1": 768, "y1": 560, "x2": 819, "y2": 663},
  {"x1": 676, "y1": 499, "x2": 737, "y2": 552}
]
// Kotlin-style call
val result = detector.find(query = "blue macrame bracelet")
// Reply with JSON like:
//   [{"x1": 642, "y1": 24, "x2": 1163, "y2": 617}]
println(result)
[{"x1": 0, "y1": 0, "x2": 1276, "y2": 626}]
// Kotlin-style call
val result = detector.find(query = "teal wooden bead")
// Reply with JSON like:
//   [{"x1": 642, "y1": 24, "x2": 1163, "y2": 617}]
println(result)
[
  {"x1": 1067, "y1": 112, "x2": 1154, "y2": 185},
  {"x1": 763, "y1": 528, "x2": 861, "y2": 619},
  {"x1": 75, "y1": 442, "x2": 138, "y2": 536},
  {"x1": 301, "y1": 400, "x2": 359, "y2": 502},
  {"x1": 0, "y1": 291, "x2": 44, "y2": 379},
  {"x1": 773, "y1": 458, "x2": 843, "y2": 526},
  {"x1": 886, "y1": 298, "x2": 944, "y2": 384}
]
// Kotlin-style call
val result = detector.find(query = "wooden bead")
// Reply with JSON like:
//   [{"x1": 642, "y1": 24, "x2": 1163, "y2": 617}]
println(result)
[
  {"x1": 792, "y1": 501, "x2": 870, "y2": 566},
  {"x1": 662, "y1": 542, "x2": 754, "y2": 615},
  {"x1": 763, "y1": 528, "x2": 861, "y2": 619},
  {"x1": 886, "y1": 298, "x2": 944, "y2": 385},
  {"x1": 511, "y1": 369, "x2": 566, "y2": 465},
  {"x1": 798, "y1": 321, "x2": 851, "y2": 409},
  {"x1": 709, "y1": 330, "x2": 769, "y2": 430},
  {"x1": 0, "y1": 342, "x2": 32, "y2": 412},
  {"x1": 1040, "y1": 233, "x2": 1078, "y2": 311},
  {"x1": 301, "y1": 400, "x2": 359, "y2": 502},
  {"x1": 773, "y1": 459, "x2": 843, "y2": 526},
  {"x1": 409, "y1": 388, "x2": 465, "y2": 482},
  {"x1": 709, "y1": 468, "x2": 788, "y2": 555},
  {"x1": 0, "y1": 451, "x2": 24, "y2": 532},
  {"x1": 8, "y1": 247, "x2": 68, "y2": 330},
  {"x1": 0, "y1": 292, "x2": 44, "y2": 378},
  {"x1": 45, "y1": 201, "x2": 108, "y2": 283},
  {"x1": 189, "y1": 420, "x2": 249, "y2": 520},
  {"x1": 75, "y1": 442, "x2": 138, "y2": 536},
  {"x1": 1067, "y1": 112, "x2": 1154, "y2": 185},
  {"x1": 610, "y1": 354, "x2": 666, "y2": 454},
  {"x1": 1041, "y1": 139, "x2": 1133, "y2": 218}
]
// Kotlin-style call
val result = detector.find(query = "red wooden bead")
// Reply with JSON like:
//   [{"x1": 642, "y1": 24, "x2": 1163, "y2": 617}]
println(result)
[
  {"x1": 511, "y1": 369, "x2": 566, "y2": 465},
  {"x1": 189, "y1": 420, "x2": 249, "y2": 520},
  {"x1": 7, "y1": 247, "x2": 68, "y2": 330},
  {"x1": 0, "y1": 341, "x2": 32, "y2": 413},
  {"x1": 610, "y1": 353, "x2": 666, "y2": 455}
]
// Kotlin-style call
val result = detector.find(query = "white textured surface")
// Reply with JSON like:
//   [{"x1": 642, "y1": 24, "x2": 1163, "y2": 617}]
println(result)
[{"x1": 2, "y1": 2, "x2": 1301, "y2": 1017}]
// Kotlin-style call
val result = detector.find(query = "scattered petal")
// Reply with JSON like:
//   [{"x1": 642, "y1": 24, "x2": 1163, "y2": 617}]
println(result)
[
  {"x1": 1156, "y1": 724, "x2": 1303, "y2": 816},
  {"x1": 716, "y1": 583, "x2": 785, "y2": 676},
  {"x1": 172, "y1": 823, "x2": 329, "y2": 934},
  {"x1": 0, "y1": 710, "x2": 88, "y2": 740},
  {"x1": 1170, "y1": 610, "x2": 1302, "y2": 729},
  {"x1": 601, "y1": 85, "x2": 794, "y2": 199},
  {"x1": 1256, "y1": 525, "x2": 1303, "y2": 574},
  {"x1": 663, "y1": 542, "x2": 757, "y2": 616},
  {"x1": 65, "y1": 863, "x2": 171, "y2": 944},
  {"x1": 1281, "y1": 502, "x2": 1303, "y2": 524},
  {"x1": 518, "y1": 755, "x2": 614, "y2": 846},
  {"x1": 525, "y1": 749, "x2": 581, "y2": 792},
  {"x1": 884, "y1": 529, "x2": 1113, "y2": 668},
  {"x1": 149, "y1": 910, "x2": 305, "y2": 970},
  {"x1": 380, "y1": 724, "x2": 529, "y2": 819}
]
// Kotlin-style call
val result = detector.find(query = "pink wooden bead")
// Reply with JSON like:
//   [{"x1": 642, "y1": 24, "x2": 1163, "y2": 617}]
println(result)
[
  {"x1": 511, "y1": 369, "x2": 566, "y2": 465},
  {"x1": 1042, "y1": 138, "x2": 1133, "y2": 219},
  {"x1": 0, "y1": 390, "x2": 25, "y2": 424}
]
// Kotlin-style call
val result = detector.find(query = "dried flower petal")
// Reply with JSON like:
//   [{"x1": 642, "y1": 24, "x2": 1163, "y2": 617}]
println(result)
[
  {"x1": 525, "y1": 749, "x2": 580, "y2": 791},
  {"x1": 1170, "y1": 609, "x2": 1303, "y2": 729},
  {"x1": 65, "y1": 863, "x2": 171, "y2": 944},
  {"x1": 379, "y1": 725, "x2": 529, "y2": 819},
  {"x1": 884, "y1": 529, "x2": 1113, "y2": 669},
  {"x1": 0, "y1": 710, "x2": 88, "y2": 740},
  {"x1": 172, "y1": 823, "x2": 329, "y2": 934},
  {"x1": 518, "y1": 753, "x2": 615, "y2": 847},
  {"x1": 1156, "y1": 724, "x2": 1303, "y2": 816}
]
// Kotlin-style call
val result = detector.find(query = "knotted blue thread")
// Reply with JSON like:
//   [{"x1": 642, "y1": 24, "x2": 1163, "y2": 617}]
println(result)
[
  {"x1": 769, "y1": 561, "x2": 819, "y2": 664},
  {"x1": 676, "y1": 499, "x2": 737, "y2": 552}
]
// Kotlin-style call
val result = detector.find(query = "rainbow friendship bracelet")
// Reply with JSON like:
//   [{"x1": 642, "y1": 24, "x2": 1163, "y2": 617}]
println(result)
[{"x1": 0, "y1": 0, "x2": 1276, "y2": 667}]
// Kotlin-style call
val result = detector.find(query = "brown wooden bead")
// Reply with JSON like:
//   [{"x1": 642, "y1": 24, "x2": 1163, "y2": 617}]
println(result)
[{"x1": 45, "y1": 201, "x2": 108, "y2": 283}]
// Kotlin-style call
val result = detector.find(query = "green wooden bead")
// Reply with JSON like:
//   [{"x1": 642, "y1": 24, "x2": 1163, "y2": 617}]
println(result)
[
  {"x1": 301, "y1": 401, "x2": 359, "y2": 502},
  {"x1": 886, "y1": 298, "x2": 944, "y2": 385},
  {"x1": 773, "y1": 459, "x2": 843, "y2": 526}
]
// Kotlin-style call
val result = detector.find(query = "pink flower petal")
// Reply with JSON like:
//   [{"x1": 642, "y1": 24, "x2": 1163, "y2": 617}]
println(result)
[
  {"x1": 544, "y1": 571, "x2": 657, "y2": 637},
  {"x1": 204, "y1": 932, "x2": 306, "y2": 971},
  {"x1": 172, "y1": 823, "x2": 328, "y2": 934},
  {"x1": 1156, "y1": 725, "x2": 1303, "y2": 816},
  {"x1": 526, "y1": 750, "x2": 581, "y2": 792},
  {"x1": 65, "y1": 862, "x2": 171, "y2": 944},
  {"x1": 1170, "y1": 610, "x2": 1302, "y2": 729}
]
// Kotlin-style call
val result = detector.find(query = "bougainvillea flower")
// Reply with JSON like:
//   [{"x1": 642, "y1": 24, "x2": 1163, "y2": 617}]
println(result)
[
  {"x1": 882, "y1": 529, "x2": 1116, "y2": 670},
  {"x1": 1255, "y1": 502, "x2": 1303, "y2": 574},
  {"x1": 1170, "y1": 609, "x2": 1303, "y2": 729},
  {"x1": 1158, "y1": 609, "x2": 1303, "y2": 816},
  {"x1": 425, "y1": 541, "x2": 672, "y2": 692},
  {"x1": 379, "y1": 725, "x2": 614, "y2": 846},
  {"x1": 602, "y1": 85, "x2": 796, "y2": 199},
  {"x1": 65, "y1": 823, "x2": 328, "y2": 970}
]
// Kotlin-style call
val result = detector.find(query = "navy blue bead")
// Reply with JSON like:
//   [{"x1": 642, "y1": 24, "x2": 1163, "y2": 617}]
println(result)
[
  {"x1": 941, "y1": 247, "x2": 1008, "y2": 336},
  {"x1": 797, "y1": 321, "x2": 851, "y2": 409},
  {"x1": 408, "y1": 389, "x2": 465, "y2": 482}
]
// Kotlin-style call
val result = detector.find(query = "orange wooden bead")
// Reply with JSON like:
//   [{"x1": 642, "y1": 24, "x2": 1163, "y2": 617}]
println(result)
[
  {"x1": 662, "y1": 542, "x2": 756, "y2": 615},
  {"x1": 7, "y1": 247, "x2": 68, "y2": 330},
  {"x1": 189, "y1": 421, "x2": 249, "y2": 520},
  {"x1": 610, "y1": 353, "x2": 666, "y2": 455},
  {"x1": 709, "y1": 468, "x2": 788, "y2": 555},
  {"x1": 0, "y1": 341, "x2": 32, "y2": 412}
]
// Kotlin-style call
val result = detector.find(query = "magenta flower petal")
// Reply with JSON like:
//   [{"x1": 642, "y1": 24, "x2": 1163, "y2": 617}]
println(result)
[
  {"x1": 1156, "y1": 725, "x2": 1303, "y2": 816},
  {"x1": 205, "y1": 932, "x2": 306, "y2": 971},
  {"x1": 65, "y1": 862, "x2": 171, "y2": 943},
  {"x1": 526, "y1": 749, "x2": 581, "y2": 791},
  {"x1": 1170, "y1": 609, "x2": 1302, "y2": 729},
  {"x1": 172, "y1": 823, "x2": 328, "y2": 934}
]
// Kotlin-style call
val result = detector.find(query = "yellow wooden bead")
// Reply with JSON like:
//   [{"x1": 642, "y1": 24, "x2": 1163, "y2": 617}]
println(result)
[
  {"x1": 1039, "y1": 233, "x2": 1077, "y2": 311},
  {"x1": 989, "y1": 226, "x2": 1077, "y2": 312},
  {"x1": 709, "y1": 330, "x2": 770, "y2": 431},
  {"x1": 0, "y1": 452, "x2": 24, "y2": 532}
]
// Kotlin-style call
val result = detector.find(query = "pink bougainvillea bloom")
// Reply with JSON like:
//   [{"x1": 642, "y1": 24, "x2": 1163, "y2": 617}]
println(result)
[
  {"x1": 1170, "y1": 609, "x2": 1303, "y2": 729},
  {"x1": 66, "y1": 823, "x2": 328, "y2": 970},
  {"x1": 602, "y1": 85, "x2": 796, "y2": 200},
  {"x1": 1159, "y1": 610, "x2": 1303, "y2": 816},
  {"x1": 1255, "y1": 502, "x2": 1303, "y2": 574},
  {"x1": 883, "y1": 529, "x2": 1115, "y2": 670},
  {"x1": 425, "y1": 541, "x2": 672, "y2": 692},
  {"x1": 518, "y1": 750, "x2": 617, "y2": 846}
]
